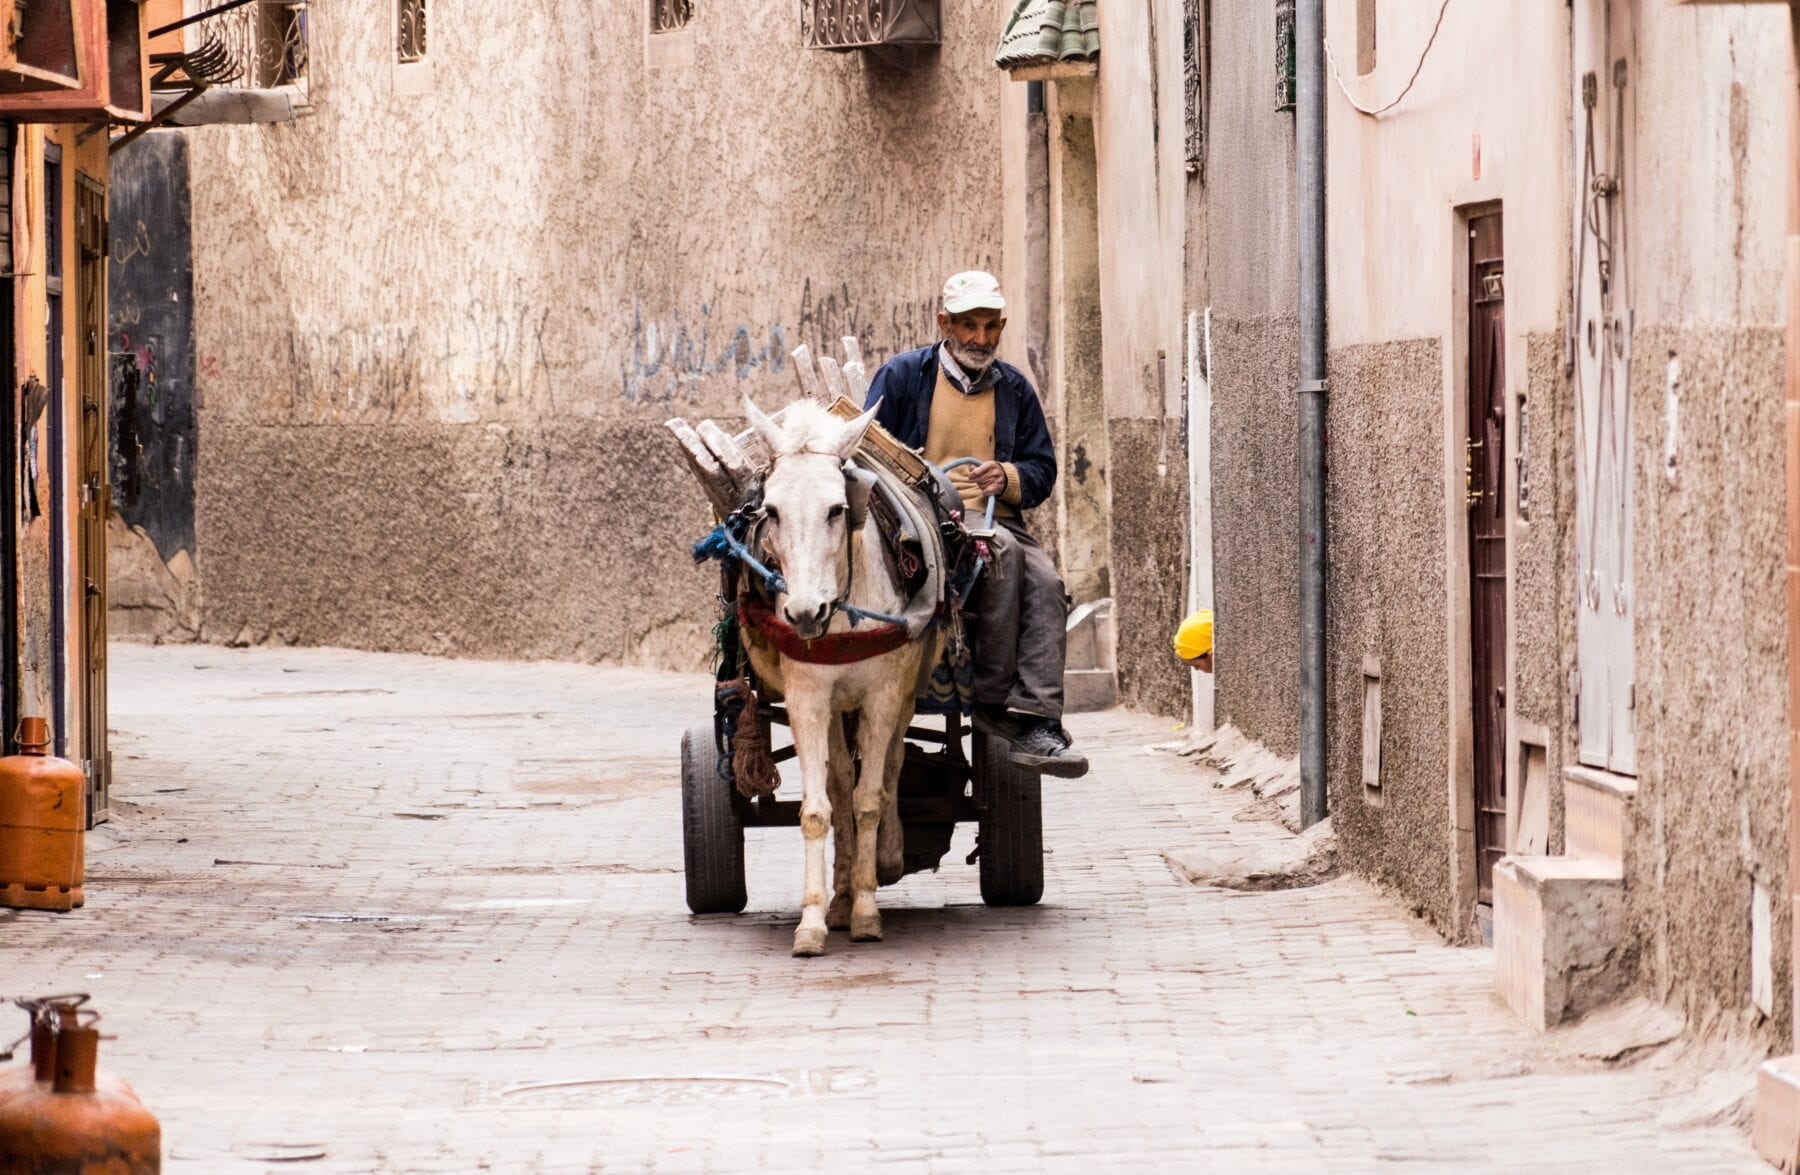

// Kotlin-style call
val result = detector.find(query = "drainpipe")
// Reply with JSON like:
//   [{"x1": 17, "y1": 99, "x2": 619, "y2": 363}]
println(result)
[
  {"x1": 1785, "y1": 0, "x2": 1800, "y2": 1043},
  {"x1": 1297, "y1": 0, "x2": 1329, "y2": 828}
]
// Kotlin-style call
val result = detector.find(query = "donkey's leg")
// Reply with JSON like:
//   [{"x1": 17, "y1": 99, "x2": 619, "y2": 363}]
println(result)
[
  {"x1": 787, "y1": 693, "x2": 834, "y2": 957},
  {"x1": 876, "y1": 711, "x2": 909, "y2": 887},
  {"x1": 849, "y1": 691, "x2": 904, "y2": 941},
  {"x1": 827, "y1": 712, "x2": 856, "y2": 931}
]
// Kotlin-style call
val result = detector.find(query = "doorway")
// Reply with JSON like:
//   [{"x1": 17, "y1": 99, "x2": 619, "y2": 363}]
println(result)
[{"x1": 1467, "y1": 209, "x2": 1508, "y2": 902}]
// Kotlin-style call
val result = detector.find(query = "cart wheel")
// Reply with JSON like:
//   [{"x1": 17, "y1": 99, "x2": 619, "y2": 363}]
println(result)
[
  {"x1": 682, "y1": 724, "x2": 747, "y2": 915},
  {"x1": 974, "y1": 730, "x2": 1044, "y2": 907}
]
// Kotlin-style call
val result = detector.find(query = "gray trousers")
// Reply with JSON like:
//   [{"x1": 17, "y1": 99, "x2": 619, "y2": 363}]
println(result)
[{"x1": 969, "y1": 515, "x2": 1068, "y2": 721}]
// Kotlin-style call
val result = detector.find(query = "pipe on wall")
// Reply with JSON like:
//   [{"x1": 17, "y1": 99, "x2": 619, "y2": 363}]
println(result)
[{"x1": 1297, "y1": 0, "x2": 1328, "y2": 828}]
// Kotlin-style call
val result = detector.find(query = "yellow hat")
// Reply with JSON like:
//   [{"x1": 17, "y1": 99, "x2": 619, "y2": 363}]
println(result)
[{"x1": 1173, "y1": 609, "x2": 1214, "y2": 660}]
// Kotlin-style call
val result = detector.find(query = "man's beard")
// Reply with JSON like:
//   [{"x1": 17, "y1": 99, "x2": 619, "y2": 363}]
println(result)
[{"x1": 945, "y1": 338, "x2": 996, "y2": 376}]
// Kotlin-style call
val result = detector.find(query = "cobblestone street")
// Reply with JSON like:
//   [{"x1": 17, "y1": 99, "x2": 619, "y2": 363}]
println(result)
[{"x1": 0, "y1": 645, "x2": 1767, "y2": 1172}]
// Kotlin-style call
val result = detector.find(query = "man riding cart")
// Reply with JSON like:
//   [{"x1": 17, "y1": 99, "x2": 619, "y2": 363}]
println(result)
[{"x1": 866, "y1": 271, "x2": 1087, "y2": 778}]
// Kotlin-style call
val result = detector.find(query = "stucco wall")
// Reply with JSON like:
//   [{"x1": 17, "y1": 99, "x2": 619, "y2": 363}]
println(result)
[
  {"x1": 1308, "y1": 0, "x2": 1794, "y2": 1023},
  {"x1": 1629, "y1": 326, "x2": 1789, "y2": 1031},
  {"x1": 1325, "y1": 338, "x2": 1454, "y2": 928},
  {"x1": 186, "y1": 1, "x2": 1012, "y2": 666},
  {"x1": 1200, "y1": 0, "x2": 1302, "y2": 750},
  {"x1": 1508, "y1": 331, "x2": 1578, "y2": 857},
  {"x1": 1088, "y1": 0, "x2": 1189, "y2": 718},
  {"x1": 1622, "y1": 3, "x2": 1792, "y2": 1035}
]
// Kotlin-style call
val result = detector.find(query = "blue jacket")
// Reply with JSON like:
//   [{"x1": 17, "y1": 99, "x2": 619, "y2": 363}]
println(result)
[{"x1": 864, "y1": 345, "x2": 1058, "y2": 512}]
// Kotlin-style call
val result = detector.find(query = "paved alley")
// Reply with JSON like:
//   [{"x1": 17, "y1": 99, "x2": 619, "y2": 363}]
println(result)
[{"x1": 1, "y1": 644, "x2": 1767, "y2": 1172}]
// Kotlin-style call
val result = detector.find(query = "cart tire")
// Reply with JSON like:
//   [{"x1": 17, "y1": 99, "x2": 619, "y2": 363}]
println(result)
[
  {"x1": 975, "y1": 730, "x2": 1044, "y2": 907},
  {"x1": 682, "y1": 724, "x2": 747, "y2": 915}
]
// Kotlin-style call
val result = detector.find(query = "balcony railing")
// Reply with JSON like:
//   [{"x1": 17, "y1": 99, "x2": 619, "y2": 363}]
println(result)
[
  {"x1": 180, "y1": 0, "x2": 308, "y2": 96},
  {"x1": 801, "y1": 0, "x2": 940, "y2": 52}
]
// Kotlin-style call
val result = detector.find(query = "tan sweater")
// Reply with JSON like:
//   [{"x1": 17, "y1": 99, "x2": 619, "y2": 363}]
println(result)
[{"x1": 921, "y1": 366, "x2": 1023, "y2": 516}]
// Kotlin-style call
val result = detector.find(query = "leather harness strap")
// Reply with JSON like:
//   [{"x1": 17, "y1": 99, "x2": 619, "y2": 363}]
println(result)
[{"x1": 739, "y1": 595, "x2": 912, "y2": 665}]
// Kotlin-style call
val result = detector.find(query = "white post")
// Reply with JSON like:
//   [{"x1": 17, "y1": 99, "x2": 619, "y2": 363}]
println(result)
[{"x1": 1186, "y1": 309, "x2": 1216, "y2": 735}]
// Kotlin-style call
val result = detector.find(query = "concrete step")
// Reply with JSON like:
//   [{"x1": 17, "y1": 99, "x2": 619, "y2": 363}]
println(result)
[
  {"x1": 1064, "y1": 598, "x2": 1115, "y2": 672},
  {"x1": 1063, "y1": 598, "x2": 1116, "y2": 713},
  {"x1": 1494, "y1": 855, "x2": 1630, "y2": 1031},
  {"x1": 1563, "y1": 765, "x2": 1636, "y2": 870},
  {"x1": 1064, "y1": 667, "x2": 1117, "y2": 713}
]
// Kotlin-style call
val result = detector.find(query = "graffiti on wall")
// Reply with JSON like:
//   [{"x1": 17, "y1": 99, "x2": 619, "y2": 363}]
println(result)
[
  {"x1": 108, "y1": 132, "x2": 198, "y2": 565},
  {"x1": 286, "y1": 293, "x2": 553, "y2": 421},
  {"x1": 793, "y1": 279, "x2": 939, "y2": 373},
  {"x1": 620, "y1": 282, "x2": 941, "y2": 406},
  {"x1": 620, "y1": 299, "x2": 788, "y2": 406}
]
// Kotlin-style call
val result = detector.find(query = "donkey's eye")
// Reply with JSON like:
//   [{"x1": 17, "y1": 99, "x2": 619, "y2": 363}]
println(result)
[{"x1": 827, "y1": 504, "x2": 846, "y2": 522}]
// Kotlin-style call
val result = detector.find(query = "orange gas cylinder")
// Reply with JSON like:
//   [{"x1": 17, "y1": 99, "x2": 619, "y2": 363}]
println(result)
[
  {"x1": 0, "y1": 1009, "x2": 55, "y2": 1110},
  {"x1": 0, "y1": 1008, "x2": 160, "y2": 1174},
  {"x1": 0, "y1": 718, "x2": 84, "y2": 911}
]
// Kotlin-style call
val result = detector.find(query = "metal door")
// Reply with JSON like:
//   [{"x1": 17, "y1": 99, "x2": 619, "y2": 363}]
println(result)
[
  {"x1": 75, "y1": 173, "x2": 108, "y2": 823},
  {"x1": 1468, "y1": 211, "x2": 1508, "y2": 901},
  {"x1": 1572, "y1": 0, "x2": 1636, "y2": 775}
]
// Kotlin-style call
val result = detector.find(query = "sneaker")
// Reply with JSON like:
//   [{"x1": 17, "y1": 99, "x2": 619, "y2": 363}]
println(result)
[{"x1": 1007, "y1": 718, "x2": 1089, "y2": 779}]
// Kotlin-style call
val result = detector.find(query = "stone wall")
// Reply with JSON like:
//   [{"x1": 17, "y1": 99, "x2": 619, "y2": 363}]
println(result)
[{"x1": 184, "y1": 0, "x2": 1011, "y2": 666}]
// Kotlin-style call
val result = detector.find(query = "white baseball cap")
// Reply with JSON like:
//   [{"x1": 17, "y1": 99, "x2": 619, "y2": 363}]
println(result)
[{"x1": 942, "y1": 270, "x2": 1006, "y2": 314}]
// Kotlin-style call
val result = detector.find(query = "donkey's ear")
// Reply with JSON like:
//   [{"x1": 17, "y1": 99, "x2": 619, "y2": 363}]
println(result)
[
  {"x1": 744, "y1": 395, "x2": 787, "y2": 455},
  {"x1": 834, "y1": 400, "x2": 880, "y2": 460},
  {"x1": 844, "y1": 466, "x2": 878, "y2": 533}
]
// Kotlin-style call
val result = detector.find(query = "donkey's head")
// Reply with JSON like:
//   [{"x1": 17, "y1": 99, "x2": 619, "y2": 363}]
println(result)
[{"x1": 746, "y1": 396, "x2": 878, "y2": 640}]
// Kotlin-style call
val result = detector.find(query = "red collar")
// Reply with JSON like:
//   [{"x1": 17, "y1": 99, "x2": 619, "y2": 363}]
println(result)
[{"x1": 740, "y1": 595, "x2": 912, "y2": 665}]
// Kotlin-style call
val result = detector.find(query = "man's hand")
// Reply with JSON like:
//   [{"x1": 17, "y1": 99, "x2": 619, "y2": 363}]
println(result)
[{"x1": 969, "y1": 461, "x2": 1008, "y2": 496}]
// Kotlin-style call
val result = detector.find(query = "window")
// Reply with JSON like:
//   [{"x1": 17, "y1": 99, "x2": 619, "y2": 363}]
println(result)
[
  {"x1": 1356, "y1": 0, "x2": 1376, "y2": 76},
  {"x1": 397, "y1": 0, "x2": 426, "y2": 63},
  {"x1": 652, "y1": 0, "x2": 691, "y2": 33}
]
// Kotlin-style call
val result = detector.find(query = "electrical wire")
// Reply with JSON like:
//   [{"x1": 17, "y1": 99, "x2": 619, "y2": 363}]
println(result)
[{"x1": 1324, "y1": 0, "x2": 1454, "y2": 118}]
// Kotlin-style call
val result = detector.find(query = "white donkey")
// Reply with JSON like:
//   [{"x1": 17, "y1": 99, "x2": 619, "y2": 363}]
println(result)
[{"x1": 740, "y1": 395, "x2": 931, "y2": 957}]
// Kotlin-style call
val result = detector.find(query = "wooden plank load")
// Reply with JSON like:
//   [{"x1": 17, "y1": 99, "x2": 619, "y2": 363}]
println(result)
[{"x1": 665, "y1": 337, "x2": 933, "y2": 516}]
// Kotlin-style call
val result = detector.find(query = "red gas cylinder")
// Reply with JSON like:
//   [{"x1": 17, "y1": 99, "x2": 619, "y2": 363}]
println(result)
[
  {"x1": 0, "y1": 1004, "x2": 160, "y2": 1173},
  {"x1": 0, "y1": 718, "x2": 85, "y2": 911}
]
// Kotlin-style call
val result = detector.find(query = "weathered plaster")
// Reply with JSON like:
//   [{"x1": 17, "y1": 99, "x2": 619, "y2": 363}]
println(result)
[
  {"x1": 1509, "y1": 331, "x2": 1578, "y2": 856},
  {"x1": 1189, "y1": 0, "x2": 1301, "y2": 754},
  {"x1": 1109, "y1": 419, "x2": 1188, "y2": 717},
  {"x1": 1209, "y1": 315, "x2": 1301, "y2": 756},
  {"x1": 186, "y1": 1, "x2": 1012, "y2": 666},
  {"x1": 1629, "y1": 325, "x2": 1790, "y2": 1035},
  {"x1": 1325, "y1": 338, "x2": 1454, "y2": 932}
]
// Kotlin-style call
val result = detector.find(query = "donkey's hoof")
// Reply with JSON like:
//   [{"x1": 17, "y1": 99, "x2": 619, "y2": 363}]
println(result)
[
  {"x1": 827, "y1": 896, "x2": 853, "y2": 931},
  {"x1": 850, "y1": 911, "x2": 883, "y2": 942},
  {"x1": 792, "y1": 926, "x2": 828, "y2": 957}
]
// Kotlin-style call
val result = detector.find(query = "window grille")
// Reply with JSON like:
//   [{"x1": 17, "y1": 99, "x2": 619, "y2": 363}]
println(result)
[
  {"x1": 1275, "y1": 0, "x2": 1295, "y2": 112},
  {"x1": 801, "y1": 0, "x2": 941, "y2": 51},
  {"x1": 397, "y1": 0, "x2": 427, "y2": 63},
  {"x1": 653, "y1": 0, "x2": 692, "y2": 33},
  {"x1": 1183, "y1": 0, "x2": 1207, "y2": 178}
]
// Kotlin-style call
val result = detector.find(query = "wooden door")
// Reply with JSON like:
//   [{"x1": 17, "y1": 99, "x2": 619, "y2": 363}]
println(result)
[
  {"x1": 1468, "y1": 210, "x2": 1508, "y2": 902},
  {"x1": 1572, "y1": 0, "x2": 1636, "y2": 775},
  {"x1": 75, "y1": 172, "x2": 106, "y2": 823}
]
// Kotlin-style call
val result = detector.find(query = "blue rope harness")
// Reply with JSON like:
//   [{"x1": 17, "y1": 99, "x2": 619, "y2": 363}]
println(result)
[{"x1": 693, "y1": 515, "x2": 908, "y2": 629}]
